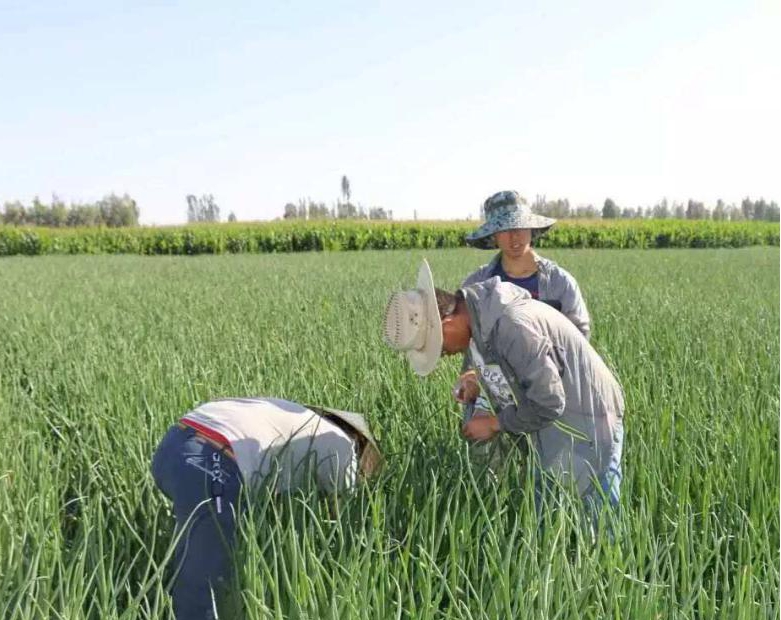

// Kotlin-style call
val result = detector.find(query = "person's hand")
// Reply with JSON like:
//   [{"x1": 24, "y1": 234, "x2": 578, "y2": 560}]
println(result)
[
  {"x1": 453, "y1": 371, "x2": 480, "y2": 403},
  {"x1": 462, "y1": 415, "x2": 500, "y2": 442}
]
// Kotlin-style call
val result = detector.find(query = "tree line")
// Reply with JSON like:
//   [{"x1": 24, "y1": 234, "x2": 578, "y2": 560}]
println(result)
[
  {"x1": 531, "y1": 196, "x2": 780, "y2": 222},
  {"x1": 1, "y1": 194, "x2": 140, "y2": 227},
  {"x1": 3, "y1": 186, "x2": 778, "y2": 228},
  {"x1": 282, "y1": 198, "x2": 392, "y2": 221},
  {"x1": 281, "y1": 175, "x2": 392, "y2": 221}
]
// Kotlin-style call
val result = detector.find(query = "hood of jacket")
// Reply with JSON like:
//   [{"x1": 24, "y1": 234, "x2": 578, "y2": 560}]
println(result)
[{"x1": 459, "y1": 276, "x2": 532, "y2": 350}]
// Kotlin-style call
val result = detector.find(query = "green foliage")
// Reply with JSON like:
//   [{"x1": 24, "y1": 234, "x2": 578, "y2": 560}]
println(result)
[
  {"x1": 0, "y1": 248, "x2": 777, "y2": 618},
  {"x1": 0, "y1": 219, "x2": 777, "y2": 256},
  {"x1": 602, "y1": 198, "x2": 620, "y2": 219},
  {"x1": 2, "y1": 193, "x2": 139, "y2": 228}
]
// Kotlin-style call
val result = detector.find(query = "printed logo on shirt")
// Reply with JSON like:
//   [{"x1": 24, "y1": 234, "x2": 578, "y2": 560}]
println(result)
[{"x1": 469, "y1": 342, "x2": 516, "y2": 410}]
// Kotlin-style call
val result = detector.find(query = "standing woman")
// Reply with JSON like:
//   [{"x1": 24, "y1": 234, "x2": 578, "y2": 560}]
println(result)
[{"x1": 462, "y1": 190, "x2": 590, "y2": 338}]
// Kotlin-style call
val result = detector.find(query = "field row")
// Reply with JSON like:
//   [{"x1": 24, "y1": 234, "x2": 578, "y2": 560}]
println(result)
[
  {"x1": 0, "y1": 248, "x2": 778, "y2": 618},
  {"x1": 0, "y1": 219, "x2": 778, "y2": 255}
]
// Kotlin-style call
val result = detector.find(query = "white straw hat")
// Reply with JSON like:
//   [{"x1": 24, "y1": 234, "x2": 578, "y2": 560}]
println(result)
[{"x1": 383, "y1": 259, "x2": 443, "y2": 376}]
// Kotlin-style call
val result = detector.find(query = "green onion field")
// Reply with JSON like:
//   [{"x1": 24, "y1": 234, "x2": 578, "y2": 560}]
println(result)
[{"x1": 0, "y1": 247, "x2": 778, "y2": 619}]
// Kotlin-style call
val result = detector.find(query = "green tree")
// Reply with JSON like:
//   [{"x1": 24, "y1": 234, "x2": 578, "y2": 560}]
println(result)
[
  {"x1": 2, "y1": 201, "x2": 26, "y2": 225},
  {"x1": 602, "y1": 198, "x2": 619, "y2": 219},
  {"x1": 652, "y1": 198, "x2": 670, "y2": 219},
  {"x1": 99, "y1": 194, "x2": 139, "y2": 227},
  {"x1": 712, "y1": 199, "x2": 726, "y2": 221},
  {"x1": 685, "y1": 199, "x2": 707, "y2": 220},
  {"x1": 283, "y1": 203, "x2": 297, "y2": 219},
  {"x1": 50, "y1": 194, "x2": 68, "y2": 227},
  {"x1": 30, "y1": 197, "x2": 49, "y2": 225}
]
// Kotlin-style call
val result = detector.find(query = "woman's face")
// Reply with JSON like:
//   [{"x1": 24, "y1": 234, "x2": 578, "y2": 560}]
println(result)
[{"x1": 494, "y1": 228, "x2": 532, "y2": 259}]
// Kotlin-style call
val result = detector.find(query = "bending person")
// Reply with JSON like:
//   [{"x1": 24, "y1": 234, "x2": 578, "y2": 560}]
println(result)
[
  {"x1": 384, "y1": 261, "x2": 623, "y2": 516},
  {"x1": 151, "y1": 397, "x2": 381, "y2": 619}
]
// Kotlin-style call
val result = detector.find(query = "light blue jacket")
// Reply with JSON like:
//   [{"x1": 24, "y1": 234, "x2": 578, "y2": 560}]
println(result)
[
  {"x1": 460, "y1": 277, "x2": 624, "y2": 495},
  {"x1": 461, "y1": 252, "x2": 590, "y2": 339}
]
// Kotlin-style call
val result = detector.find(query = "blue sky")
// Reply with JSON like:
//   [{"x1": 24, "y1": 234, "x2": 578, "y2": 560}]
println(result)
[{"x1": 1, "y1": 0, "x2": 779, "y2": 223}]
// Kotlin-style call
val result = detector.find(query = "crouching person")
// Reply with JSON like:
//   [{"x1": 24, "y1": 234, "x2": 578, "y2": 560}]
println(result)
[
  {"x1": 383, "y1": 260, "x2": 624, "y2": 523},
  {"x1": 151, "y1": 397, "x2": 381, "y2": 619}
]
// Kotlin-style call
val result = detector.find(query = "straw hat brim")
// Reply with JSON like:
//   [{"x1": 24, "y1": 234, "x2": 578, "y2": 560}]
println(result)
[
  {"x1": 405, "y1": 259, "x2": 443, "y2": 376},
  {"x1": 305, "y1": 404, "x2": 381, "y2": 463}
]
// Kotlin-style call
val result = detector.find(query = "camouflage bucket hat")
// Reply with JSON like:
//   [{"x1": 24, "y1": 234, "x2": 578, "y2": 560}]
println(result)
[{"x1": 466, "y1": 190, "x2": 556, "y2": 250}]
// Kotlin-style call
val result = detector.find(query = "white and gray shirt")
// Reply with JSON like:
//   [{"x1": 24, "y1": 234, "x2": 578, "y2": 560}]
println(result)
[{"x1": 182, "y1": 398, "x2": 358, "y2": 493}]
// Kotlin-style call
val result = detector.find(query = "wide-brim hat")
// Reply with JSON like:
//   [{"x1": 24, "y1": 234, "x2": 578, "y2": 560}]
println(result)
[
  {"x1": 305, "y1": 404, "x2": 382, "y2": 466},
  {"x1": 382, "y1": 259, "x2": 443, "y2": 376},
  {"x1": 466, "y1": 190, "x2": 556, "y2": 250}
]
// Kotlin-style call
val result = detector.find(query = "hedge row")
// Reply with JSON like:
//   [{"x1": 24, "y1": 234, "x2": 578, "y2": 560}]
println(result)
[{"x1": 0, "y1": 220, "x2": 777, "y2": 256}]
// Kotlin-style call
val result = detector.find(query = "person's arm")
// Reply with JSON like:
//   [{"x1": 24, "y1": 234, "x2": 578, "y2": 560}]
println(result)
[
  {"x1": 495, "y1": 321, "x2": 566, "y2": 434},
  {"x1": 457, "y1": 347, "x2": 485, "y2": 421},
  {"x1": 457, "y1": 261, "x2": 498, "y2": 417}
]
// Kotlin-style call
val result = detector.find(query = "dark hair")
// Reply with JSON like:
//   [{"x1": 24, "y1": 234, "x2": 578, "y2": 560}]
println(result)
[{"x1": 435, "y1": 288, "x2": 459, "y2": 319}]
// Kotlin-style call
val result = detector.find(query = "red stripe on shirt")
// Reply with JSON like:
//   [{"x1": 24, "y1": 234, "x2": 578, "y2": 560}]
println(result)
[{"x1": 179, "y1": 417, "x2": 233, "y2": 449}]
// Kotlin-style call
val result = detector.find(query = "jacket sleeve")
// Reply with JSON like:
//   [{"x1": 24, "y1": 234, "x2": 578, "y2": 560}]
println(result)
[
  {"x1": 458, "y1": 266, "x2": 488, "y2": 410},
  {"x1": 557, "y1": 270, "x2": 591, "y2": 340},
  {"x1": 495, "y1": 319, "x2": 566, "y2": 434}
]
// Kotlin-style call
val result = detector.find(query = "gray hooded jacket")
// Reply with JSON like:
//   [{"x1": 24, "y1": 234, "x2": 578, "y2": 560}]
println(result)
[
  {"x1": 462, "y1": 252, "x2": 590, "y2": 339},
  {"x1": 460, "y1": 277, "x2": 623, "y2": 494}
]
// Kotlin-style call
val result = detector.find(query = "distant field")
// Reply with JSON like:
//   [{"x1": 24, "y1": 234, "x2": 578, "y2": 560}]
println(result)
[
  {"x1": 0, "y1": 247, "x2": 778, "y2": 619},
  {"x1": 0, "y1": 219, "x2": 778, "y2": 255}
]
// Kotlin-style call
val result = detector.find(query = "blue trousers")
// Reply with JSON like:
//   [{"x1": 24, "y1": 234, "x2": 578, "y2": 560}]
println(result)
[{"x1": 151, "y1": 425, "x2": 243, "y2": 620}]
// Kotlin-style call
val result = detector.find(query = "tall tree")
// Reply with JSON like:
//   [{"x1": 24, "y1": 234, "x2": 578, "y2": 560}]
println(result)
[
  {"x1": 185, "y1": 194, "x2": 220, "y2": 222},
  {"x1": 712, "y1": 199, "x2": 726, "y2": 221},
  {"x1": 741, "y1": 197, "x2": 754, "y2": 220},
  {"x1": 186, "y1": 195, "x2": 199, "y2": 223},
  {"x1": 341, "y1": 175, "x2": 351, "y2": 204},
  {"x1": 752, "y1": 199, "x2": 768, "y2": 221}
]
